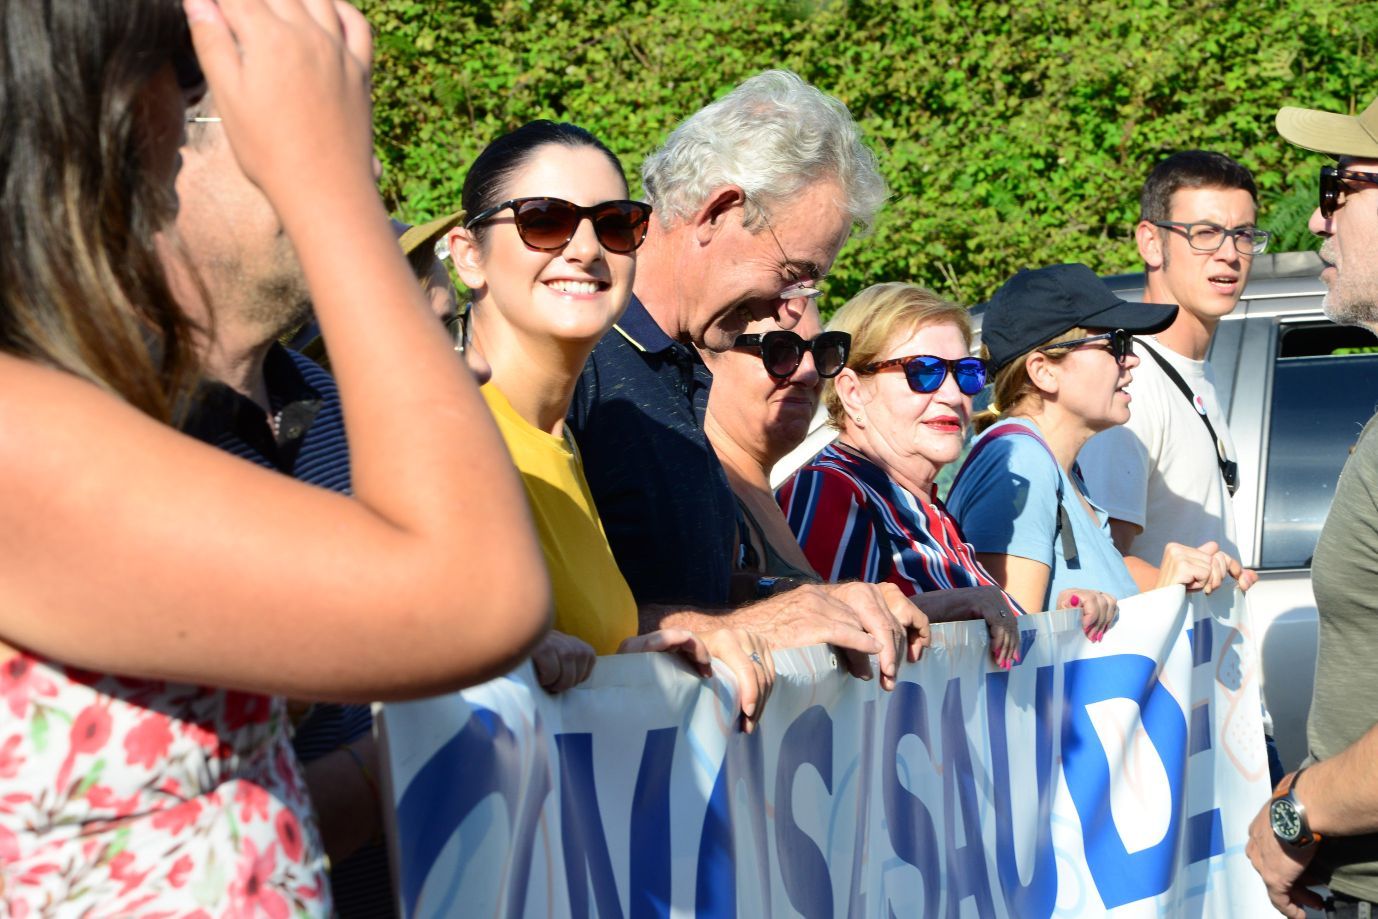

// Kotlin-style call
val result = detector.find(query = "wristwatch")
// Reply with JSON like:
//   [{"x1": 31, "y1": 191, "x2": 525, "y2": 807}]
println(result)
[{"x1": 1269, "y1": 767, "x2": 1322, "y2": 848}]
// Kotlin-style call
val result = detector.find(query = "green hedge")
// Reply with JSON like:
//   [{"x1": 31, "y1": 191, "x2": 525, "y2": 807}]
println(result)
[{"x1": 360, "y1": 0, "x2": 1378, "y2": 310}]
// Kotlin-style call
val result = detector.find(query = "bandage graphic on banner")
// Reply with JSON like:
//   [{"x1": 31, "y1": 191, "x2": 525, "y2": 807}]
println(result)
[{"x1": 378, "y1": 587, "x2": 1272, "y2": 917}]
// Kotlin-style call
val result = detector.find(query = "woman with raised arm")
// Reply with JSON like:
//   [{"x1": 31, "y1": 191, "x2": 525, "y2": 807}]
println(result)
[{"x1": 0, "y1": 0, "x2": 547, "y2": 911}]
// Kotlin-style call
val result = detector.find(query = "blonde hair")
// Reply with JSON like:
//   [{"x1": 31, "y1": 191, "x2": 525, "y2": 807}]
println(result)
[
  {"x1": 971, "y1": 327, "x2": 1090, "y2": 434},
  {"x1": 823, "y1": 282, "x2": 971, "y2": 430}
]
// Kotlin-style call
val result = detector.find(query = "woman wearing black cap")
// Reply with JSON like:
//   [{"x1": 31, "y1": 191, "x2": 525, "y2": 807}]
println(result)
[{"x1": 948, "y1": 264, "x2": 1248, "y2": 621}]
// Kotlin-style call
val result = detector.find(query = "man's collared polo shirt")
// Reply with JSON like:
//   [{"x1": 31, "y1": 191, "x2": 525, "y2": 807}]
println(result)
[{"x1": 568, "y1": 295, "x2": 737, "y2": 607}]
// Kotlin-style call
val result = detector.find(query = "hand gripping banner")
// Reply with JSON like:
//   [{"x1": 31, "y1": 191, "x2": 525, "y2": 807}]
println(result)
[{"x1": 378, "y1": 586, "x2": 1273, "y2": 917}]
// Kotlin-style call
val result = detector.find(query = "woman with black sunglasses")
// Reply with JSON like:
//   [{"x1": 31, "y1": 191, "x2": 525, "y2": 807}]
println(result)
[
  {"x1": 948, "y1": 264, "x2": 1248, "y2": 619},
  {"x1": 700, "y1": 303, "x2": 844, "y2": 587},
  {"x1": 445, "y1": 121, "x2": 775, "y2": 728},
  {"x1": 776, "y1": 282, "x2": 1030, "y2": 668}
]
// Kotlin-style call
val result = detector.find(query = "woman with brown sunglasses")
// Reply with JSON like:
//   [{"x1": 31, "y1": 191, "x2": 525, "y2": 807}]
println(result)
[{"x1": 446, "y1": 121, "x2": 776, "y2": 729}]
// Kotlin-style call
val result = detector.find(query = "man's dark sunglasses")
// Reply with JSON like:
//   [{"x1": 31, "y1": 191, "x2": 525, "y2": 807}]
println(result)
[
  {"x1": 1320, "y1": 166, "x2": 1378, "y2": 219},
  {"x1": 1038, "y1": 329, "x2": 1135, "y2": 363},
  {"x1": 465, "y1": 196, "x2": 652, "y2": 254},
  {"x1": 859, "y1": 354, "x2": 987, "y2": 395},
  {"x1": 733, "y1": 330, "x2": 851, "y2": 380}
]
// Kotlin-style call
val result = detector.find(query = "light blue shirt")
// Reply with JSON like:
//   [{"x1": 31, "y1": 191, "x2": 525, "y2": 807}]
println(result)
[{"x1": 946, "y1": 417, "x2": 1139, "y2": 611}]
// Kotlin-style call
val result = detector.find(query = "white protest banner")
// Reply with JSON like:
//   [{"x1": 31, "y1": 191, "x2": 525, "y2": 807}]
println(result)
[{"x1": 378, "y1": 586, "x2": 1273, "y2": 917}]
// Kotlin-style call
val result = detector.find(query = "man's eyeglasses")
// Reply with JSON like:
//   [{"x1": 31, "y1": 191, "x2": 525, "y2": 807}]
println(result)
[
  {"x1": 1038, "y1": 329, "x2": 1135, "y2": 364},
  {"x1": 1320, "y1": 165, "x2": 1378, "y2": 219},
  {"x1": 1151, "y1": 221, "x2": 1271, "y2": 255},
  {"x1": 465, "y1": 197, "x2": 652, "y2": 254},
  {"x1": 753, "y1": 202, "x2": 825, "y2": 302},
  {"x1": 858, "y1": 355, "x2": 988, "y2": 395},
  {"x1": 733, "y1": 330, "x2": 850, "y2": 380}
]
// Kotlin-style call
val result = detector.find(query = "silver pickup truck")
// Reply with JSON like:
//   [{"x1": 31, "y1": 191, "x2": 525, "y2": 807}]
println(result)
[{"x1": 773, "y1": 251, "x2": 1378, "y2": 770}]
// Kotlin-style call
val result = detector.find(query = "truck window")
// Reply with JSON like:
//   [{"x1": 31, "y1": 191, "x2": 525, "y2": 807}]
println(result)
[{"x1": 1260, "y1": 323, "x2": 1378, "y2": 569}]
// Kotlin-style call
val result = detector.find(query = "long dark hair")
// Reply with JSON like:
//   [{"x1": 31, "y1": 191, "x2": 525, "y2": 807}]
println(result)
[
  {"x1": 462, "y1": 120, "x2": 627, "y2": 244},
  {"x1": 0, "y1": 0, "x2": 200, "y2": 421}
]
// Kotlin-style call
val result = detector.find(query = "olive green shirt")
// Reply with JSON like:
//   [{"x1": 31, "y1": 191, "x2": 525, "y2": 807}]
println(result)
[{"x1": 1308, "y1": 412, "x2": 1378, "y2": 900}]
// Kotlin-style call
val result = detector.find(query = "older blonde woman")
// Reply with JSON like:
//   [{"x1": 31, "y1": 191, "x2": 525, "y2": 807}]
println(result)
[{"x1": 776, "y1": 283, "x2": 1100, "y2": 668}]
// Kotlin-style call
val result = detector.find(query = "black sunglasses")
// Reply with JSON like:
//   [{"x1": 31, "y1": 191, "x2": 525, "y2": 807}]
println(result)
[
  {"x1": 1320, "y1": 166, "x2": 1378, "y2": 219},
  {"x1": 733, "y1": 330, "x2": 851, "y2": 380},
  {"x1": 1038, "y1": 329, "x2": 1135, "y2": 363},
  {"x1": 859, "y1": 354, "x2": 988, "y2": 395},
  {"x1": 465, "y1": 197, "x2": 652, "y2": 254}
]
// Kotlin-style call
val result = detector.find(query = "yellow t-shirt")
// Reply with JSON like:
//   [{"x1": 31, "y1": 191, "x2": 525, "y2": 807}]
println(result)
[{"x1": 483, "y1": 384, "x2": 639, "y2": 655}]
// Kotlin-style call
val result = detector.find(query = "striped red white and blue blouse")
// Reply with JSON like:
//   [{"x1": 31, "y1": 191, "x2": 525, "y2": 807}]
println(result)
[{"x1": 777, "y1": 443, "x2": 1016, "y2": 605}]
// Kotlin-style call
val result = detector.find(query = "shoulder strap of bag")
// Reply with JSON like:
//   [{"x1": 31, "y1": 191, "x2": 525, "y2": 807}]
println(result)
[
  {"x1": 951, "y1": 422, "x2": 1078, "y2": 565},
  {"x1": 1137, "y1": 339, "x2": 1239, "y2": 496}
]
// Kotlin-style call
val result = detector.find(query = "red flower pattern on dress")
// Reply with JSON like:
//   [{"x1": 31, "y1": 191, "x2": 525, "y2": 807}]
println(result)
[
  {"x1": 229, "y1": 838, "x2": 289, "y2": 919},
  {"x1": 0, "y1": 655, "x2": 329, "y2": 914},
  {"x1": 124, "y1": 713, "x2": 174, "y2": 769},
  {"x1": 0, "y1": 654, "x2": 55, "y2": 719},
  {"x1": 235, "y1": 780, "x2": 271, "y2": 824},
  {"x1": 275, "y1": 808, "x2": 304, "y2": 863},
  {"x1": 0, "y1": 734, "x2": 23, "y2": 779}
]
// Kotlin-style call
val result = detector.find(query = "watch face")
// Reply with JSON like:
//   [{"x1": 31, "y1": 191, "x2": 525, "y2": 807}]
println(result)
[{"x1": 1271, "y1": 798, "x2": 1303, "y2": 842}]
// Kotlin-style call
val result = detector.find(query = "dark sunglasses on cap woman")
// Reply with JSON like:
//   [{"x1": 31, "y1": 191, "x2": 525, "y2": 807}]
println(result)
[
  {"x1": 858, "y1": 354, "x2": 988, "y2": 395},
  {"x1": 1037, "y1": 328, "x2": 1135, "y2": 364},
  {"x1": 465, "y1": 196, "x2": 652, "y2": 254},
  {"x1": 732, "y1": 330, "x2": 851, "y2": 380}
]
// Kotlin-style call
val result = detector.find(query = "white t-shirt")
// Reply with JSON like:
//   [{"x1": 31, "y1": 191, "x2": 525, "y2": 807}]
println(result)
[{"x1": 1078, "y1": 336, "x2": 1240, "y2": 562}]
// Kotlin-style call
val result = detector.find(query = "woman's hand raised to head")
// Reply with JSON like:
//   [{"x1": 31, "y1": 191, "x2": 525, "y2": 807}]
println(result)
[{"x1": 184, "y1": 0, "x2": 375, "y2": 199}]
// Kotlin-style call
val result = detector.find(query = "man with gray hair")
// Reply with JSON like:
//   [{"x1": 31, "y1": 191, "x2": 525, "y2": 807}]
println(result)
[
  {"x1": 1245, "y1": 93, "x2": 1378, "y2": 919},
  {"x1": 568, "y1": 70, "x2": 928, "y2": 690}
]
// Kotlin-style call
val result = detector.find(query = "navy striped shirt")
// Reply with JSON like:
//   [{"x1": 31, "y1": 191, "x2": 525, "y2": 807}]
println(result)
[{"x1": 182, "y1": 344, "x2": 393, "y2": 917}]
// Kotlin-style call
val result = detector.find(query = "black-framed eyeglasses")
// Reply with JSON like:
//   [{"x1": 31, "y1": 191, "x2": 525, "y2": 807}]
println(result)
[
  {"x1": 733, "y1": 330, "x2": 850, "y2": 379},
  {"x1": 1151, "y1": 221, "x2": 1271, "y2": 255},
  {"x1": 858, "y1": 354, "x2": 987, "y2": 395},
  {"x1": 1320, "y1": 165, "x2": 1378, "y2": 219},
  {"x1": 751, "y1": 199, "x2": 826, "y2": 302},
  {"x1": 1038, "y1": 329, "x2": 1135, "y2": 364},
  {"x1": 465, "y1": 197, "x2": 652, "y2": 254}
]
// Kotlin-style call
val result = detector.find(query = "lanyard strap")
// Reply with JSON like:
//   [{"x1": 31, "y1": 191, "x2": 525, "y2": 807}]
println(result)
[{"x1": 1137, "y1": 340, "x2": 1239, "y2": 496}]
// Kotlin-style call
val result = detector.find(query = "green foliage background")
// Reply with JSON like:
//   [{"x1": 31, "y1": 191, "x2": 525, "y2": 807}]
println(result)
[{"x1": 360, "y1": 0, "x2": 1378, "y2": 309}]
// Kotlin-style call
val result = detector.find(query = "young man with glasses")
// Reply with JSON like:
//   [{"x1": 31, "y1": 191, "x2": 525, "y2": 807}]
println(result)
[
  {"x1": 1079, "y1": 151, "x2": 1263, "y2": 595},
  {"x1": 1246, "y1": 95, "x2": 1378, "y2": 919}
]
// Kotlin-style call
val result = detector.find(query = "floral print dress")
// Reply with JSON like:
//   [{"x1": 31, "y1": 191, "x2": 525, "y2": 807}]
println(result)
[{"x1": 0, "y1": 651, "x2": 330, "y2": 917}]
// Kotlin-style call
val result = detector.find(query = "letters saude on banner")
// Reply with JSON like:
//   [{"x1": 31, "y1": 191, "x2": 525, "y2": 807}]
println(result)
[{"x1": 379, "y1": 587, "x2": 1273, "y2": 917}]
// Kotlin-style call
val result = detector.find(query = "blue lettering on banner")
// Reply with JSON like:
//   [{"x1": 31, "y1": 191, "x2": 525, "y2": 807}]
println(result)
[
  {"x1": 396, "y1": 707, "x2": 532, "y2": 917},
  {"x1": 557, "y1": 733, "x2": 625, "y2": 919},
  {"x1": 985, "y1": 662, "x2": 1058, "y2": 919},
  {"x1": 630, "y1": 728, "x2": 677, "y2": 919},
  {"x1": 882, "y1": 682, "x2": 940, "y2": 919},
  {"x1": 846, "y1": 701, "x2": 877, "y2": 919},
  {"x1": 1062, "y1": 655, "x2": 1187, "y2": 909},
  {"x1": 696, "y1": 730, "x2": 771, "y2": 918},
  {"x1": 941, "y1": 679, "x2": 996, "y2": 919},
  {"x1": 776, "y1": 706, "x2": 835, "y2": 919}
]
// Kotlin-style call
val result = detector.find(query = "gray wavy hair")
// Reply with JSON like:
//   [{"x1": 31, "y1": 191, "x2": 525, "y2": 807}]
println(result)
[{"x1": 641, "y1": 70, "x2": 888, "y2": 233}]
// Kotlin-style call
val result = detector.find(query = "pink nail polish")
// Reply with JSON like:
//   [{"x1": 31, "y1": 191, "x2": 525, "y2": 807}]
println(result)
[{"x1": 1069, "y1": 594, "x2": 1081, "y2": 607}]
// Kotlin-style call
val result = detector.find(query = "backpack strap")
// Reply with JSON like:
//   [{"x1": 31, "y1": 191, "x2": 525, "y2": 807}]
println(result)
[
  {"x1": 951, "y1": 422, "x2": 1079, "y2": 565},
  {"x1": 1137, "y1": 338, "x2": 1239, "y2": 496}
]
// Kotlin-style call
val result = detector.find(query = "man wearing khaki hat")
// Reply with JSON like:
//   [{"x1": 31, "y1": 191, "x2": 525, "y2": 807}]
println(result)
[{"x1": 1246, "y1": 95, "x2": 1378, "y2": 919}]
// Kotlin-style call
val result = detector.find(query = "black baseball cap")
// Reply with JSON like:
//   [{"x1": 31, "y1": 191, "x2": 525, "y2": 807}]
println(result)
[{"x1": 978, "y1": 263, "x2": 1178, "y2": 372}]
